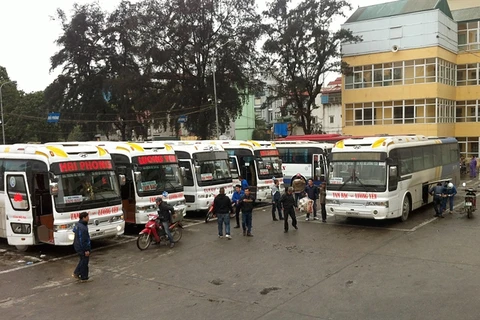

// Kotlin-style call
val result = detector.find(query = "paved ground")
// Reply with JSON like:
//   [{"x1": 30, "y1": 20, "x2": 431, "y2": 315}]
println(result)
[{"x1": 1, "y1": 177, "x2": 480, "y2": 320}]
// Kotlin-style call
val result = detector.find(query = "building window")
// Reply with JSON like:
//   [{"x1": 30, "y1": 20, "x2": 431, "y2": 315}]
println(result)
[
  {"x1": 329, "y1": 116, "x2": 334, "y2": 124},
  {"x1": 458, "y1": 21, "x2": 480, "y2": 51},
  {"x1": 345, "y1": 58, "x2": 453, "y2": 89}
]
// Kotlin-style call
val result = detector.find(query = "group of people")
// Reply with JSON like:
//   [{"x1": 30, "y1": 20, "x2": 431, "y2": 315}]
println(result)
[{"x1": 429, "y1": 181, "x2": 457, "y2": 218}]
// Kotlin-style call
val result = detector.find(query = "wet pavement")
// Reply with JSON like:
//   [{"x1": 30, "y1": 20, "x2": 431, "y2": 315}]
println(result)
[{"x1": 1, "y1": 178, "x2": 480, "y2": 320}]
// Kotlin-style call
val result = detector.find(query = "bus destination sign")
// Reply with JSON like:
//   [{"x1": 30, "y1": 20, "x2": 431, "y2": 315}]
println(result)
[
  {"x1": 57, "y1": 160, "x2": 114, "y2": 173},
  {"x1": 136, "y1": 155, "x2": 177, "y2": 165}
]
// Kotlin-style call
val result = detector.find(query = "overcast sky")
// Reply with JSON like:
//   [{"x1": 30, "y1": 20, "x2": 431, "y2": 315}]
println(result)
[{"x1": 0, "y1": 0, "x2": 395, "y2": 93}]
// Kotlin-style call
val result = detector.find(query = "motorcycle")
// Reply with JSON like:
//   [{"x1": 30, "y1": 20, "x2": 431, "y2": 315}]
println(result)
[
  {"x1": 137, "y1": 213, "x2": 183, "y2": 250},
  {"x1": 204, "y1": 201, "x2": 236, "y2": 223},
  {"x1": 462, "y1": 182, "x2": 477, "y2": 219}
]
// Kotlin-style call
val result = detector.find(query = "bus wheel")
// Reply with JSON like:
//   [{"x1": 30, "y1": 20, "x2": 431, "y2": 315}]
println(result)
[
  {"x1": 400, "y1": 196, "x2": 410, "y2": 222},
  {"x1": 15, "y1": 245, "x2": 29, "y2": 252}
]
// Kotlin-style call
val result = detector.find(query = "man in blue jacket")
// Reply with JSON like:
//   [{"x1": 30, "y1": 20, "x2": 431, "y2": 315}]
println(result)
[
  {"x1": 73, "y1": 212, "x2": 91, "y2": 282},
  {"x1": 231, "y1": 185, "x2": 244, "y2": 228}
]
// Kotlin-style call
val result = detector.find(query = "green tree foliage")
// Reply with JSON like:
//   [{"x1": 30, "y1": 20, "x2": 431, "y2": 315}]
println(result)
[
  {"x1": 1, "y1": 66, "x2": 61, "y2": 143},
  {"x1": 46, "y1": 0, "x2": 262, "y2": 140},
  {"x1": 262, "y1": 0, "x2": 361, "y2": 134},
  {"x1": 252, "y1": 116, "x2": 270, "y2": 140}
]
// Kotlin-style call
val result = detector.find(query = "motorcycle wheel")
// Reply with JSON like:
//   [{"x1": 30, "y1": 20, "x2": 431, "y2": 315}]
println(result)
[
  {"x1": 467, "y1": 207, "x2": 473, "y2": 219},
  {"x1": 137, "y1": 233, "x2": 152, "y2": 250},
  {"x1": 172, "y1": 227, "x2": 183, "y2": 242},
  {"x1": 205, "y1": 211, "x2": 214, "y2": 223}
]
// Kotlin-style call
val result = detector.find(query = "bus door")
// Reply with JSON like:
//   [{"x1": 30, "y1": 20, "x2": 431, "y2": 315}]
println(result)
[
  {"x1": 4, "y1": 172, "x2": 35, "y2": 246},
  {"x1": 229, "y1": 156, "x2": 240, "y2": 186},
  {"x1": 313, "y1": 154, "x2": 327, "y2": 183}
]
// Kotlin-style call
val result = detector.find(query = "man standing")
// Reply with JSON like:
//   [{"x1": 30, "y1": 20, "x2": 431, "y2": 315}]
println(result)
[
  {"x1": 429, "y1": 182, "x2": 445, "y2": 218},
  {"x1": 214, "y1": 187, "x2": 234, "y2": 239},
  {"x1": 304, "y1": 179, "x2": 319, "y2": 221},
  {"x1": 73, "y1": 212, "x2": 91, "y2": 282},
  {"x1": 240, "y1": 188, "x2": 255, "y2": 236},
  {"x1": 271, "y1": 179, "x2": 283, "y2": 221},
  {"x1": 155, "y1": 197, "x2": 176, "y2": 248},
  {"x1": 442, "y1": 182, "x2": 457, "y2": 214},
  {"x1": 280, "y1": 187, "x2": 298, "y2": 233},
  {"x1": 291, "y1": 173, "x2": 307, "y2": 205},
  {"x1": 231, "y1": 184, "x2": 244, "y2": 228},
  {"x1": 319, "y1": 182, "x2": 327, "y2": 223}
]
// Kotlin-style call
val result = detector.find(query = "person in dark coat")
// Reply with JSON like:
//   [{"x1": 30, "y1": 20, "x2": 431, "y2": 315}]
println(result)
[
  {"x1": 271, "y1": 179, "x2": 283, "y2": 221},
  {"x1": 280, "y1": 187, "x2": 298, "y2": 233},
  {"x1": 214, "y1": 187, "x2": 234, "y2": 239},
  {"x1": 429, "y1": 182, "x2": 444, "y2": 218},
  {"x1": 73, "y1": 212, "x2": 91, "y2": 281},
  {"x1": 240, "y1": 188, "x2": 255, "y2": 236},
  {"x1": 231, "y1": 184, "x2": 244, "y2": 228},
  {"x1": 156, "y1": 197, "x2": 175, "y2": 248},
  {"x1": 304, "y1": 179, "x2": 319, "y2": 221},
  {"x1": 319, "y1": 182, "x2": 327, "y2": 223}
]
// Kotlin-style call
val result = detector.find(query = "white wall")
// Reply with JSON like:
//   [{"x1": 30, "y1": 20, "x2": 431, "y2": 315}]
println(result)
[{"x1": 342, "y1": 10, "x2": 458, "y2": 56}]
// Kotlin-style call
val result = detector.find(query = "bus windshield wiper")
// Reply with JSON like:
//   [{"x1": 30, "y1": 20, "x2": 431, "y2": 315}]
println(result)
[
  {"x1": 338, "y1": 176, "x2": 353, "y2": 190},
  {"x1": 355, "y1": 177, "x2": 369, "y2": 192}
]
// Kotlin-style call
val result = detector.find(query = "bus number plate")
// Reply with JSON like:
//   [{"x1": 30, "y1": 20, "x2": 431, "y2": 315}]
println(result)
[
  {"x1": 465, "y1": 202, "x2": 473, "y2": 206},
  {"x1": 90, "y1": 231, "x2": 105, "y2": 237}
]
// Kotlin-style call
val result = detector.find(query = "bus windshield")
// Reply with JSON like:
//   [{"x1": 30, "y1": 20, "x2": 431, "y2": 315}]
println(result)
[
  {"x1": 136, "y1": 163, "x2": 183, "y2": 196},
  {"x1": 54, "y1": 171, "x2": 121, "y2": 212},
  {"x1": 196, "y1": 159, "x2": 232, "y2": 186},
  {"x1": 256, "y1": 157, "x2": 283, "y2": 179},
  {"x1": 328, "y1": 161, "x2": 387, "y2": 192}
]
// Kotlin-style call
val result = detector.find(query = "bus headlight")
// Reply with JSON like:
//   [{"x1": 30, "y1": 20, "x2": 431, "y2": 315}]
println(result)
[
  {"x1": 136, "y1": 204, "x2": 156, "y2": 213},
  {"x1": 176, "y1": 199, "x2": 186, "y2": 206},
  {"x1": 68, "y1": 233, "x2": 75, "y2": 241},
  {"x1": 109, "y1": 215, "x2": 124, "y2": 223},
  {"x1": 366, "y1": 201, "x2": 389, "y2": 208},
  {"x1": 54, "y1": 223, "x2": 75, "y2": 232},
  {"x1": 326, "y1": 199, "x2": 340, "y2": 205}
]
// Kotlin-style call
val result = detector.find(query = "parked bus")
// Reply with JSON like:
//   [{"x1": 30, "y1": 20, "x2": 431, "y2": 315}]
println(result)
[
  {"x1": 200, "y1": 140, "x2": 284, "y2": 201},
  {"x1": 275, "y1": 141, "x2": 332, "y2": 186},
  {"x1": 89, "y1": 141, "x2": 186, "y2": 224},
  {"x1": 276, "y1": 134, "x2": 366, "y2": 143},
  {"x1": 165, "y1": 141, "x2": 233, "y2": 211},
  {"x1": 0, "y1": 143, "x2": 125, "y2": 250},
  {"x1": 326, "y1": 135, "x2": 460, "y2": 221}
]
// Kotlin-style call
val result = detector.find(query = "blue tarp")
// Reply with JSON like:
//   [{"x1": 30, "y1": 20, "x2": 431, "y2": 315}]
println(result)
[{"x1": 274, "y1": 123, "x2": 288, "y2": 136}]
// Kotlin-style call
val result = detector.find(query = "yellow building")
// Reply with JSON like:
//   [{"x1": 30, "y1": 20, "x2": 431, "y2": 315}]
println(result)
[{"x1": 342, "y1": 0, "x2": 480, "y2": 157}]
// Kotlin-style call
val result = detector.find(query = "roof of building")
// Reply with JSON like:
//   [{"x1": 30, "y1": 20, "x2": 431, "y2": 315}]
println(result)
[
  {"x1": 321, "y1": 77, "x2": 342, "y2": 94},
  {"x1": 345, "y1": 0, "x2": 453, "y2": 24},
  {"x1": 451, "y1": 6, "x2": 480, "y2": 22}
]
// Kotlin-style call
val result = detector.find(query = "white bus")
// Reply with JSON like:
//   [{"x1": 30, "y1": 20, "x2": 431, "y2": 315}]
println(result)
[
  {"x1": 326, "y1": 135, "x2": 460, "y2": 221},
  {"x1": 275, "y1": 141, "x2": 332, "y2": 186},
  {"x1": 0, "y1": 143, "x2": 125, "y2": 250},
  {"x1": 165, "y1": 141, "x2": 233, "y2": 211},
  {"x1": 200, "y1": 140, "x2": 284, "y2": 201},
  {"x1": 89, "y1": 141, "x2": 186, "y2": 224}
]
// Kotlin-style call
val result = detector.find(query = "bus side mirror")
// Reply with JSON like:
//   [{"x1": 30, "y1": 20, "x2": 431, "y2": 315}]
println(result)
[
  {"x1": 49, "y1": 182, "x2": 59, "y2": 196},
  {"x1": 48, "y1": 172, "x2": 58, "y2": 183},
  {"x1": 134, "y1": 172, "x2": 141, "y2": 182},
  {"x1": 179, "y1": 167, "x2": 186, "y2": 177},
  {"x1": 195, "y1": 165, "x2": 201, "y2": 172},
  {"x1": 119, "y1": 174, "x2": 126, "y2": 186}
]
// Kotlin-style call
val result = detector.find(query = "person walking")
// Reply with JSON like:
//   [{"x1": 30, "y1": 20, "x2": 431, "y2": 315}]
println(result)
[
  {"x1": 73, "y1": 212, "x2": 91, "y2": 282},
  {"x1": 280, "y1": 187, "x2": 298, "y2": 233},
  {"x1": 319, "y1": 182, "x2": 327, "y2": 223},
  {"x1": 231, "y1": 184, "x2": 244, "y2": 228},
  {"x1": 291, "y1": 173, "x2": 307, "y2": 205},
  {"x1": 442, "y1": 182, "x2": 457, "y2": 214},
  {"x1": 240, "y1": 188, "x2": 255, "y2": 236},
  {"x1": 271, "y1": 179, "x2": 283, "y2": 221},
  {"x1": 213, "y1": 187, "x2": 234, "y2": 239},
  {"x1": 470, "y1": 156, "x2": 477, "y2": 178},
  {"x1": 304, "y1": 179, "x2": 319, "y2": 221},
  {"x1": 429, "y1": 182, "x2": 445, "y2": 218}
]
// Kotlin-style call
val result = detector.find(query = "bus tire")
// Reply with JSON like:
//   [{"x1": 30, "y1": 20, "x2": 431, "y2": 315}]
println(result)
[
  {"x1": 400, "y1": 195, "x2": 411, "y2": 222},
  {"x1": 15, "y1": 245, "x2": 29, "y2": 252}
]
